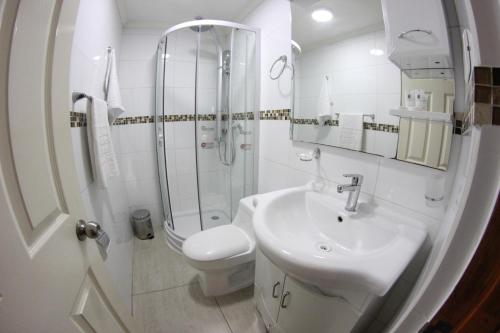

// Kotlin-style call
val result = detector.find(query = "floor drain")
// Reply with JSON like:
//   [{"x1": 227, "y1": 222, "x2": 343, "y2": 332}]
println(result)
[
  {"x1": 211, "y1": 215, "x2": 220, "y2": 220},
  {"x1": 316, "y1": 243, "x2": 332, "y2": 252}
]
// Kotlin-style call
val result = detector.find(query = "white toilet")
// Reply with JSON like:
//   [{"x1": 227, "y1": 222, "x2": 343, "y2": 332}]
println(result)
[{"x1": 182, "y1": 196, "x2": 257, "y2": 296}]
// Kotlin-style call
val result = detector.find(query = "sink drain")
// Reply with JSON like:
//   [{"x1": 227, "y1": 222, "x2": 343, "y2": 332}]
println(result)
[
  {"x1": 211, "y1": 215, "x2": 220, "y2": 220},
  {"x1": 316, "y1": 243, "x2": 332, "y2": 253}
]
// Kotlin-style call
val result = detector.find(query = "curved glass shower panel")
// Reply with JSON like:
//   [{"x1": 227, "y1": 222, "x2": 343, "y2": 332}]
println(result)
[
  {"x1": 162, "y1": 27, "x2": 201, "y2": 239},
  {"x1": 155, "y1": 36, "x2": 173, "y2": 229}
]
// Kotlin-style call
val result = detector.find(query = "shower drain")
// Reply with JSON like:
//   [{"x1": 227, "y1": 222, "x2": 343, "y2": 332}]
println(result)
[
  {"x1": 316, "y1": 242, "x2": 332, "y2": 253},
  {"x1": 211, "y1": 215, "x2": 220, "y2": 220}
]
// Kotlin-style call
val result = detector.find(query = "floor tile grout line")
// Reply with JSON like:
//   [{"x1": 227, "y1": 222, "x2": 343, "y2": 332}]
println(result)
[
  {"x1": 215, "y1": 297, "x2": 235, "y2": 333},
  {"x1": 132, "y1": 281, "x2": 199, "y2": 297}
]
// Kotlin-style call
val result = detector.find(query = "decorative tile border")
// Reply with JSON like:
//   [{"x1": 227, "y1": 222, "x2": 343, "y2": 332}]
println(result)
[
  {"x1": 114, "y1": 116, "x2": 154, "y2": 125},
  {"x1": 291, "y1": 118, "x2": 399, "y2": 133},
  {"x1": 462, "y1": 66, "x2": 500, "y2": 132},
  {"x1": 259, "y1": 109, "x2": 290, "y2": 120},
  {"x1": 70, "y1": 111, "x2": 87, "y2": 128},
  {"x1": 69, "y1": 112, "x2": 258, "y2": 127}
]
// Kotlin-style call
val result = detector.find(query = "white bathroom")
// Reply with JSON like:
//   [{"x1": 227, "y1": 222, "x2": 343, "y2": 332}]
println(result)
[{"x1": 0, "y1": 0, "x2": 499, "y2": 332}]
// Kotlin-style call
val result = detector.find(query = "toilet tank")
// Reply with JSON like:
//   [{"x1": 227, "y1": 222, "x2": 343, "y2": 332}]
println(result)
[{"x1": 232, "y1": 195, "x2": 258, "y2": 240}]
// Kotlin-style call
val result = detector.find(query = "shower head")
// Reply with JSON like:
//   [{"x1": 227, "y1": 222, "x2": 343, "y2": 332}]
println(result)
[
  {"x1": 189, "y1": 16, "x2": 212, "y2": 32},
  {"x1": 190, "y1": 25, "x2": 212, "y2": 32}
]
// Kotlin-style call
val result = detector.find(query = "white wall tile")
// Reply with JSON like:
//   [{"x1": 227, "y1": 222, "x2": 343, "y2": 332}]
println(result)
[
  {"x1": 174, "y1": 148, "x2": 196, "y2": 175},
  {"x1": 173, "y1": 61, "x2": 196, "y2": 88},
  {"x1": 374, "y1": 158, "x2": 446, "y2": 219},
  {"x1": 173, "y1": 87, "x2": 195, "y2": 114},
  {"x1": 173, "y1": 122, "x2": 195, "y2": 148},
  {"x1": 119, "y1": 151, "x2": 157, "y2": 182},
  {"x1": 120, "y1": 33, "x2": 159, "y2": 61},
  {"x1": 125, "y1": 178, "x2": 161, "y2": 207},
  {"x1": 134, "y1": 87, "x2": 155, "y2": 116},
  {"x1": 119, "y1": 60, "x2": 155, "y2": 89},
  {"x1": 117, "y1": 123, "x2": 155, "y2": 154},
  {"x1": 242, "y1": 0, "x2": 292, "y2": 110}
]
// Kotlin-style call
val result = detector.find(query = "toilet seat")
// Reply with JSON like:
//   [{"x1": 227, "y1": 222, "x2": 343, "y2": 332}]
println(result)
[{"x1": 183, "y1": 225, "x2": 255, "y2": 271}]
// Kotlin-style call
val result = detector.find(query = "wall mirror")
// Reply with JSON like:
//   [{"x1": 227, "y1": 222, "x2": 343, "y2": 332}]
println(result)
[{"x1": 290, "y1": 0, "x2": 455, "y2": 170}]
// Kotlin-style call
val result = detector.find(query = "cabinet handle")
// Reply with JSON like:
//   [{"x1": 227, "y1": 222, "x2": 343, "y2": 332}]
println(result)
[
  {"x1": 272, "y1": 281, "x2": 281, "y2": 298},
  {"x1": 398, "y1": 29, "x2": 432, "y2": 39},
  {"x1": 281, "y1": 291, "x2": 290, "y2": 308}
]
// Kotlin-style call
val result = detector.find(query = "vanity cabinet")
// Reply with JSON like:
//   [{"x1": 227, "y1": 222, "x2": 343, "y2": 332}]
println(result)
[
  {"x1": 382, "y1": 0, "x2": 452, "y2": 74},
  {"x1": 254, "y1": 249, "x2": 361, "y2": 333}
]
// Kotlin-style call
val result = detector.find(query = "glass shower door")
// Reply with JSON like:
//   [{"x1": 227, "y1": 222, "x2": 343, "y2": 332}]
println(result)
[
  {"x1": 195, "y1": 26, "x2": 232, "y2": 230},
  {"x1": 228, "y1": 28, "x2": 257, "y2": 215},
  {"x1": 195, "y1": 27, "x2": 257, "y2": 230}
]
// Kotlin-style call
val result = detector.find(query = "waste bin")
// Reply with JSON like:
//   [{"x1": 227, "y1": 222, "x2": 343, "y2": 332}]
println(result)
[{"x1": 131, "y1": 209, "x2": 154, "y2": 240}]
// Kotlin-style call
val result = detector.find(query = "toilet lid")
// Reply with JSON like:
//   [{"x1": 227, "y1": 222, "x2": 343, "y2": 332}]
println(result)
[{"x1": 183, "y1": 225, "x2": 251, "y2": 262}]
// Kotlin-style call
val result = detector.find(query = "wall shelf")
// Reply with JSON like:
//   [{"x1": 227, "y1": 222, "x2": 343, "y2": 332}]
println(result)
[{"x1": 389, "y1": 108, "x2": 453, "y2": 123}]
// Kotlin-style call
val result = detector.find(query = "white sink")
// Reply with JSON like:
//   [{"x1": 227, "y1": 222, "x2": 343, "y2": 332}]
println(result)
[{"x1": 253, "y1": 185, "x2": 427, "y2": 296}]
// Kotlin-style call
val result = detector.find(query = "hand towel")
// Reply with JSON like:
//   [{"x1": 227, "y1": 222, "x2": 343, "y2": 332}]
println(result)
[
  {"x1": 316, "y1": 77, "x2": 333, "y2": 126},
  {"x1": 87, "y1": 97, "x2": 120, "y2": 188},
  {"x1": 104, "y1": 49, "x2": 125, "y2": 124},
  {"x1": 338, "y1": 113, "x2": 363, "y2": 151}
]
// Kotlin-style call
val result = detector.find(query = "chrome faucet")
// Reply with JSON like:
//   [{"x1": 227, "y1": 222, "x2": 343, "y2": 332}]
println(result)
[{"x1": 337, "y1": 174, "x2": 363, "y2": 212}]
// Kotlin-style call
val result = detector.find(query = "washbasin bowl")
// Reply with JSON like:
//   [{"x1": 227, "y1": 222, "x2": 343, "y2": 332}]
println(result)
[{"x1": 253, "y1": 185, "x2": 427, "y2": 296}]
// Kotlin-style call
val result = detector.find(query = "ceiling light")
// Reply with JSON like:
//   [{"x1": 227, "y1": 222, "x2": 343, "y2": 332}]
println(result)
[
  {"x1": 311, "y1": 9, "x2": 333, "y2": 23},
  {"x1": 369, "y1": 48, "x2": 384, "y2": 56}
]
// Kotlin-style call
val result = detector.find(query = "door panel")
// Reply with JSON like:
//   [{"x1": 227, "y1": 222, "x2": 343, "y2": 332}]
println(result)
[
  {"x1": 71, "y1": 269, "x2": 128, "y2": 333},
  {"x1": 0, "y1": 1, "x2": 140, "y2": 332},
  {"x1": 397, "y1": 78, "x2": 454, "y2": 169},
  {"x1": 8, "y1": 0, "x2": 68, "y2": 245}
]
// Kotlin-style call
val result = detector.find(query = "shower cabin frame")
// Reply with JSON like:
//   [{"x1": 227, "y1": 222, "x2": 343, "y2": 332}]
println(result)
[{"x1": 155, "y1": 20, "x2": 260, "y2": 250}]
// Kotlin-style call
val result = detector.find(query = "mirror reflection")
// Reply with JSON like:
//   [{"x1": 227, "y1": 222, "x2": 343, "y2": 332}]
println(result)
[{"x1": 290, "y1": 0, "x2": 455, "y2": 170}]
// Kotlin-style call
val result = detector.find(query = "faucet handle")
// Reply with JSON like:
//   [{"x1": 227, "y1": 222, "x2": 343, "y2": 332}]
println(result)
[{"x1": 342, "y1": 174, "x2": 363, "y2": 185}]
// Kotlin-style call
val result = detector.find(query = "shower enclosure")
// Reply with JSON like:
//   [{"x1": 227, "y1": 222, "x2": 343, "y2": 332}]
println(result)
[{"x1": 155, "y1": 20, "x2": 259, "y2": 251}]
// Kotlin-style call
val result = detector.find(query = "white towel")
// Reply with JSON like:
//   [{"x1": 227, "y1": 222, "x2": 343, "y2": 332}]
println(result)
[
  {"x1": 87, "y1": 98, "x2": 120, "y2": 188},
  {"x1": 316, "y1": 77, "x2": 333, "y2": 126},
  {"x1": 104, "y1": 49, "x2": 125, "y2": 124},
  {"x1": 338, "y1": 113, "x2": 363, "y2": 151}
]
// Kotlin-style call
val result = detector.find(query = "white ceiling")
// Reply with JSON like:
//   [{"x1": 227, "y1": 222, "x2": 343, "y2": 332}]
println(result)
[
  {"x1": 116, "y1": 0, "x2": 264, "y2": 28},
  {"x1": 292, "y1": 0, "x2": 384, "y2": 50}
]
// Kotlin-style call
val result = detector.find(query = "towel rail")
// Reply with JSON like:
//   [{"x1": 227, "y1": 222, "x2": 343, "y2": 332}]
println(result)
[{"x1": 72, "y1": 92, "x2": 92, "y2": 105}]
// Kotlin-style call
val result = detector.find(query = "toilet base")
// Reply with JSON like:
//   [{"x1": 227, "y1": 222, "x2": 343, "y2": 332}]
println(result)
[{"x1": 197, "y1": 261, "x2": 255, "y2": 296}]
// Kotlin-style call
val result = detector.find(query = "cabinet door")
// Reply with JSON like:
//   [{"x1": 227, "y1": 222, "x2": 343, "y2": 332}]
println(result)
[
  {"x1": 255, "y1": 249, "x2": 285, "y2": 324},
  {"x1": 276, "y1": 278, "x2": 361, "y2": 333},
  {"x1": 382, "y1": 0, "x2": 451, "y2": 69}
]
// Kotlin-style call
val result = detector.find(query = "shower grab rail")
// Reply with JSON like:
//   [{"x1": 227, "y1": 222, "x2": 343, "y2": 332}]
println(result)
[{"x1": 269, "y1": 55, "x2": 288, "y2": 80}]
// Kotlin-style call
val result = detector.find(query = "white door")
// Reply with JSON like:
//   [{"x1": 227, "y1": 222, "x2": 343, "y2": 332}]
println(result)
[
  {"x1": 0, "y1": 1, "x2": 141, "y2": 332},
  {"x1": 397, "y1": 77, "x2": 454, "y2": 169}
]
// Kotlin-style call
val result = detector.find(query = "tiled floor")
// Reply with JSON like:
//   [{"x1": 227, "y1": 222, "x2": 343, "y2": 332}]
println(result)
[{"x1": 132, "y1": 228, "x2": 267, "y2": 333}]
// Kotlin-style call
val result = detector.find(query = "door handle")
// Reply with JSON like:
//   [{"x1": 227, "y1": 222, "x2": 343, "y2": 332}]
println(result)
[
  {"x1": 76, "y1": 220, "x2": 102, "y2": 241},
  {"x1": 272, "y1": 281, "x2": 281, "y2": 298},
  {"x1": 281, "y1": 291, "x2": 290, "y2": 308},
  {"x1": 76, "y1": 220, "x2": 110, "y2": 259}
]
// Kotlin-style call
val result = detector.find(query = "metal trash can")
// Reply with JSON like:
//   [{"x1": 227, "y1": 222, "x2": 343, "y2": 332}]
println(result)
[{"x1": 131, "y1": 209, "x2": 154, "y2": 240}]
